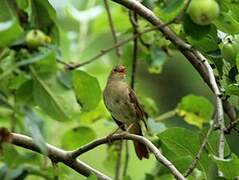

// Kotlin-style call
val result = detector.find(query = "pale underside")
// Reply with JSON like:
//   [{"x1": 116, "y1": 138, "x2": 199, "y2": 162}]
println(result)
[{"x1": 103, "y1": 80, "x2": 139, "y2": 124}]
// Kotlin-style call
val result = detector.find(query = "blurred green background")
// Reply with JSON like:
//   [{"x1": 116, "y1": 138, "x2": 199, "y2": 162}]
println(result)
[{"x1": 1, "y1": 0, "x2": 239, "y2": 179}]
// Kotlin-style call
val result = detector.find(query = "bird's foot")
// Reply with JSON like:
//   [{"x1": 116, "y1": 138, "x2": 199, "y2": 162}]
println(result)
[
  {"x1": 106, "y1": 133, "x2": 114, "y2": 144},
  {"x1": 106, "y1": 127, "x2": 121, "y2": 144}
]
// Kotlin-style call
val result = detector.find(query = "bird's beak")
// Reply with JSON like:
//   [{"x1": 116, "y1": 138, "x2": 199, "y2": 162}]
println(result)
[
  {"x1": 118, "y1": 68, "x2": 126, "y2": 77},
  {"x1": 118, "y1": 67, "x2": 126, "y2": 74}
]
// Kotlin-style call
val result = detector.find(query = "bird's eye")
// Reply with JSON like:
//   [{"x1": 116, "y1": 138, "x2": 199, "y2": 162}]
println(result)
[{"x1": 113, "y1": 68, "x2": 117, "y2": 72}]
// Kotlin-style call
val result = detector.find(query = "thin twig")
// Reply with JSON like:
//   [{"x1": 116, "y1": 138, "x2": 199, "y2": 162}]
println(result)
[
  {"x1": 129, "y1": 11, "x2": 139, "y2": 89},
  {"x1": 103, "y1": 0, "x2": 121, "y2": 57},
  {"x1": 184, "y1": 122, "x2": 214, "y2": 177},
  {"x1": 115, "y1": 141, "x2": 123, "y2": 180},
  {"x1": 224, "y1": 119, "x2": 239, "y2": 134},
  {"x1": 123, "y1": 141, "x2": 129, "y2": 177},
  {"x1": 155, "y1": 110, "x2": 176, "y2": 122},
  {"x1": 70, "y1": 132, "x2": 186, "y2": 180},
  {"x1": 62, "y1": 23, "x2": 175, "y2": 70}
]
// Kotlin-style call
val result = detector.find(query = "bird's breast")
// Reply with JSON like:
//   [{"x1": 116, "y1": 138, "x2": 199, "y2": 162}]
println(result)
[{"x1": 103, "y1": 82, "x2": 137, "y2": 124}]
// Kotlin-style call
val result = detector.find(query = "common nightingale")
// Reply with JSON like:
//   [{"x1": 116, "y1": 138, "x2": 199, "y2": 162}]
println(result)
[{"x1": 103, "y1": 65, "x2": 149, "y2": 160}]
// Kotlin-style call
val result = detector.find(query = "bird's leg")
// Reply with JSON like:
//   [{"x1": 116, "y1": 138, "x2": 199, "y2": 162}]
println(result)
[
  {"x1": 125, "y1": 123, "x2": 134, "y2": 132},
  {"x1": 106, "y1": 124, "x2": 125, "y2": 144}
]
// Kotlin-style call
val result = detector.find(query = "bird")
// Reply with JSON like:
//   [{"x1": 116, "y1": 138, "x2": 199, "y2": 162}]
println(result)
[{"x1": 103, "y1": 65, "x2": 149, "y2": 160}]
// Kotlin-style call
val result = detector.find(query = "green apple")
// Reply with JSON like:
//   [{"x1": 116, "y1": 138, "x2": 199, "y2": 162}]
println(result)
[
  {"x1": 188, "y1": 0, "x2": 220, "y2": 26},
  {"x1": 26, "y1": 29, "x2": 51, "y2": 48},
  {"x1": 222, "y1": 38, "x2": 239, "y2": 63}
]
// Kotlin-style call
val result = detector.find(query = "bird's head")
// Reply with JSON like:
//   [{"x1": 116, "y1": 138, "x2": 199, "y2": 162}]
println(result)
[{"x1": 109, "y1": 65, "x2": 127, "y2": 81}]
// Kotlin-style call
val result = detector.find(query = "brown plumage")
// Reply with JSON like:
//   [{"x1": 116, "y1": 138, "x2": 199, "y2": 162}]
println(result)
[{"x1": 103, "y1": 65, "x2": 149, "y2": 160}]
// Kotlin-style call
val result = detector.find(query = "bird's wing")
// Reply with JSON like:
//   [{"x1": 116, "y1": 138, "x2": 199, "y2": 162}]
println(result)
[
  {"x1": 127, "y1": 87, "x2": 146, "y2": 120},
  {"x1": 128, "y1": 87, "x2": 148, "y2": 130}
]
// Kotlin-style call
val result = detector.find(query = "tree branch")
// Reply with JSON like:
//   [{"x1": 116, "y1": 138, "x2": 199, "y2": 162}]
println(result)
[
  {"x1": 70, "y1": 132, "x2": 186, "y2": 180},
  {"x1": 193, "y1": 51, "x2": 225, "y2": 161},
  {"x1": 224, "y1": 119, "x2": 239, "y2": 134},
  {"x1": 184, "y1": 122, "x2": 214, "y2": 177},
  {"x1": 1, "y1": 130, "x2": 111, "y2": 180}
]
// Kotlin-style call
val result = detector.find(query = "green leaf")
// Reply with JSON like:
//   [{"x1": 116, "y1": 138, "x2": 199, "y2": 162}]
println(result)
[
  {"x1": 183, "y1": 14, "x2": 212, "y2": 39},
  {"x1": 0, "y1": 48, "x2": 55, "y2": 81},
  {"x1": 72, "y1": 70, "x2": 101, "y2": 111},
  {"x1": 214, "y1": 12, "x2": 239, "y2": 35},
  {"x1": 16, "y1": 80, "x2": 34, "y2": 105},
  {"x1": 57, "y1": 70, "x2": 72, "y2": 89},
  {"x1": 140, "y1": 97, "x2": 158, "y2": 116},
  {"x1": 155, "y1": 0, "x2": 184, "y2": 21},
  {"x1": 148, "y1": 118, "x2": 166, "y2": 135},
  {"x1": 212, "y1": 154, "x2": 239, "y2": 179},
  {"x1": 1, "y1": 144, "x2": 22, "y2": 168},
  {"x1": 225, "y1": 83, "x2": 239, "y2": 96},
  {"x1": 159, "y1": 155, "x2": 193, "y2": 176},
  {"x1": 79, "y1": 102, "x2": 108, "y2": 124},
  {"x1": 23, "y1": 106, "x2": 47, "y2": 154},
  {"x1": 30, "y1": 0, "x2": 59, "y2": 42},
  {"x1": 176, "y1": 95, "x2": 214, "y2": 128},
  {"x1": 0, "y1": 19, "x2": 23, "y2": 47},
  {"x1": 207, "y1": 131, "x2": 230, "y2": 156},
  {"x1": 147, "y1": 47, "x2": 167, "y2": 74},
  {"x1": 183, "y1": 16, "x2": 219, "y2": 52},
  {"x1": 0, "y1": 0, "x2": 23, "y2": 46},
  {"x1": 30, "y1": 66, "x2": 69, "y2": 121},
  {"x1": 32, "y1": 47, "x2": 57, "y2": 77},
  {"x1": 158, "y1": 127, "x2": 211, "y2": 178},
  {"x1": 62, "y1": 126, "x2": 96, "y2": 150}
]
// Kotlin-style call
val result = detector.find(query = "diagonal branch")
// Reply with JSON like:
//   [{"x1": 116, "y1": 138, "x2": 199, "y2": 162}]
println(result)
[
  {"x1": 70, "y1": 132, "x2": 186, "y2": 180},
  {"x1": 1, "y1": 130, "x2": 111, "y2": 180},
  {"x1": 184, "y1": 122, "x2": 214, "y2": 177},
  {"x1": 224, "y1": 119, "x2": 239, "y2": 134}
]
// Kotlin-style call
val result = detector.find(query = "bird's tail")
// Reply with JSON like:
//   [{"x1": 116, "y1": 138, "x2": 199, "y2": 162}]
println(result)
[{"x1": 129, "y1": 122, "x2": 149, "y2": 160}]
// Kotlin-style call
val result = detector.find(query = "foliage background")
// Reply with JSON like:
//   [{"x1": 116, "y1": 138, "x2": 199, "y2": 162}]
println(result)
[{"x1": 1, "y1": 0, "x2": 239, "y2": 179}]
